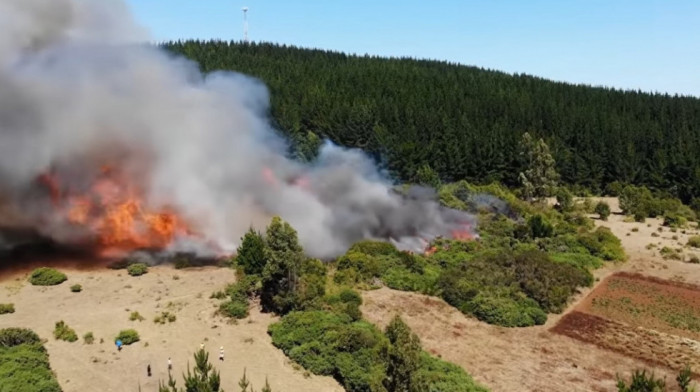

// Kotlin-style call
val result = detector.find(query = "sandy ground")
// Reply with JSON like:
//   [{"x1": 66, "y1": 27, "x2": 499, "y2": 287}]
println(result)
[
  {"x1": 0, "y1": 266, "x2": 342, "y2": 392},
  {"x1": 360, "y1": 198, "x2": 700, "y2": 392}
]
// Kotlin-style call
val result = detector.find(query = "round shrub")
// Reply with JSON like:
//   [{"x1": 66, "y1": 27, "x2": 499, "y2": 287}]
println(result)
[
  {"x1": 0, "y1": 303, "x2": 14, "y2": 314},
  {"x1": 338, "y1": 288, "x2": 363, "y2": 306},
  {"x1": 115, "y1": 329, "x2": 140, "y2": 345},
  {"x1": 594, "y1": 201, "x2": 611, "y2": 221},
  {"x1": 463, "y1": 293, "x2": 547, "y2": 327},
  {"x1": 53, "y1": 321, "x2": 78, "y2": 342},
  {"x1": 29, "y1": 267, "x2": 67, "y2": 286},
  {"x1": 70, "y1": 284, "x2": 82, "y2": 293},
  {"x1": 219, "y1": 299, "x2": 249, "y2": 319},
  {"x1": 687, "y1": 236, "x2": 700, "y2": 249},
  {"x1": 127, "y1": 263, "x2": 148, "y2": 277}
]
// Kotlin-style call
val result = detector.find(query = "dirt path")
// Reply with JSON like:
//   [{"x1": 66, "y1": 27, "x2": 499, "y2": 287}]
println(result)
[{"x1": 0, "y1": 266, "x2": 342, "y2": 392}]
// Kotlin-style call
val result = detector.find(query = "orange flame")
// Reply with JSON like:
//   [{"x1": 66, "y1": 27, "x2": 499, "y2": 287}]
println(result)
[{"x1": 39, "y1": 165, "x2": 190, "y2": 254}]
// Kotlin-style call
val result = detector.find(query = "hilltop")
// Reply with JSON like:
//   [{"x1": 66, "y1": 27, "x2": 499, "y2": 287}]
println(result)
[{"x1": 164, "y1": 40, "x2": 700, "y2": 202}]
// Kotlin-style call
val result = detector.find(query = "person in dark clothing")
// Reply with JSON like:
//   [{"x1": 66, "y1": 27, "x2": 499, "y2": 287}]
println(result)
[{"x1": 147, "y1": 364, "x2": 151, "y2": 377}]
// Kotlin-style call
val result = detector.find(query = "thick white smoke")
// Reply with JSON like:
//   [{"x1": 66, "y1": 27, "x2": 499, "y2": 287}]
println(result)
[{"x1": 0, "y1": 0, "x2": 475, "y2": 259}]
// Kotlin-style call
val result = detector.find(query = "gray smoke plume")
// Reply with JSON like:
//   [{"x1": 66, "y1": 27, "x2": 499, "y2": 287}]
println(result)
[{"x1": 0, "y1": 0, "x2": 475, "y2": 259}]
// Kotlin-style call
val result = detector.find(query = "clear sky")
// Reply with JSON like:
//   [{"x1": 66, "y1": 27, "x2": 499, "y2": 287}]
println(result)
[{"x1": 124, "y1": 0, "x2": 700, "y2": 97}]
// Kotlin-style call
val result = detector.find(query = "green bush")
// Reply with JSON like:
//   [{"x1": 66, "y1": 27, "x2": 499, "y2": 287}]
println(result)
[
  {"x1": 269, "y1": 310, "x2": 487, "y2": 392},
  {"x1": 555, "y1": 188, "x2": 575, "y2": 212},
  {"x1": 528, "y1": 214, "x2": 554, "y2": 238},
  {"x1": 576, "y1": 227, "x2": 625, "y2": 261},
  {"x1": 324, "y1": 289, "x2": 364, "y2": 321},
  {"x1": 347, "y1": 240, "x2": 400, "y2": 257},
  {"x1": 514, "y1": 250, "x2": 592, "y2": 312},
  {"x1": 127, "y1": 263, "x2": 148, "y2": 276},
  {"x1": 550, "y1": 253, "x2": 604, "y2": 270},
  {"x1": 463, "y1": 292, "x2": 547, "y2": 327},
  {"x1": 0, "y1": 328, "x2": 61, "y2": 392},
  {"x1": 70, "y1": 284, "x2": 82, "y2": 293},
  {"x1": 219, "y1": 299, "x2": 249, "y2": 319},
  {"x1": 0, "y1": 303, "x2": 14, "y2": 315},
  {"x1": 605, "y1": 181, "x2": 625, "y2": 197},
  {"x1": 595, "y1": 201, "x2": 611, "y2": 221},
  {"x1": 28, "y1": 267, "x2": 67, "y2": 286},
  {"x1": 663, "y1": 212, "x2": 687, "y2": 228},
  {"x1": 689, "y1": 254, "x2": 700, "y2": 264},
  {"x1": 414, "y1": 353, "x2": 488, "y2": 392},
  {"x1": 83, "y1": 332, "x2": 95, "y2": 344},
  {"x1": 115, "y1": 329, "x2": 140, "y2": 345},
  {"x1": 335, "y1": 251, "x2": 382, "y2": 285},
  {"x1": 688, "y1": 236, "x2": 700, "y2": 248},
  {"x1": 53, "y1": 321, "x2": 78, "y2": 342}
]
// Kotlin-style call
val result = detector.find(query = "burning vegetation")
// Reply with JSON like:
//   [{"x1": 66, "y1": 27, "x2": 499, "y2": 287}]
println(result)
[{"x1": 36, "y1": 165, "x2": 191, "y2": 255}]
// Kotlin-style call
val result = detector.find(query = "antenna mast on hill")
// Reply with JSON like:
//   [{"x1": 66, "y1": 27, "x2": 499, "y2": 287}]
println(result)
[{"x1": 242, "y1": 6, "x2": 249, "y2": 43}]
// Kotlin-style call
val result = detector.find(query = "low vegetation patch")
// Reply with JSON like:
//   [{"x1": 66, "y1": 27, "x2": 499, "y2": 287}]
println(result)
[
  {"x1": 70, "y1": 284, "x2": 82, "y2": 292},
  {"x1": 53, "y1": 320, "x2": 78, "y2": 342},
  {"x1": 29, "y1": 267, "x2": 67, "y2": 286},
  {"x1": 0, "y1": 303, "x2": 14, "y2": 315},
  {"x1": 153, "y1": 311, "x2": 177, "y2": 324},
  {"x1": 129, "y1": 311, "x2": 145, "y2": 321},
  {"x1": 83, "y1": 332, "x2": 95, "y2": 344},
  {"x1": 619, "y1": 185, "x2": 696, "y2": 224},
  {"x1": 127, "y1": 263, "x2": 149, "y2": 276},
  {"x1": 115, "y1": 329, "x2": 140, "y2": 345},
  {"x1": 688, "y1": 236, "x2": 700, "y2": 248},
  {"x1": 616, "y1": 366, "x2": 695, "y2": 392},
  {"x1": 269, "y1": 311, "x2": 487, "y2": 392},
  {"x1": 0, "y1": 328, "x2": 61, "y2": 392}
]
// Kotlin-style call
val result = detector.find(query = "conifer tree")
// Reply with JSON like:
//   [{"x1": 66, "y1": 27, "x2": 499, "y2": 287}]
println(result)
[
  {"x1": 518, "y1": 132, "x2": 559, "y2": 200},
  {"x1": 383, "y1": 315, "x2": 422, "y2": 392},
  {"x1": 237, "y1": 228, "x2": 267, "y2": 275},
  {"x1": 260, "y1": 216, "x2": 305, "y2": 314}
]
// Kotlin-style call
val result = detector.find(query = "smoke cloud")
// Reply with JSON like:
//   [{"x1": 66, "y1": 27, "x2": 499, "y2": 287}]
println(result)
[{"x1": 0, "y1": 0, "x2": 475, "y2": 259}]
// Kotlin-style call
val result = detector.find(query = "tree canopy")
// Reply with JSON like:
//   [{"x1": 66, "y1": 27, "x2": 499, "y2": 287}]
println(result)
[{"x1": 164, "y1": 40, "x2": 700, "y2": 201}]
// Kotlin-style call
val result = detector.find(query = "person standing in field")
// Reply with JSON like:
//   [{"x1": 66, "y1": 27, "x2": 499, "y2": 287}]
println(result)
[
  {"x1": 147, "y1": 364, "x2": 151, "y2": 377},
  {"x1": 168, "y1": 358, "x2": 172, "y2": 371},
  {"x1": 219, "y1": 346, "x2": 224, "y2": 361}
]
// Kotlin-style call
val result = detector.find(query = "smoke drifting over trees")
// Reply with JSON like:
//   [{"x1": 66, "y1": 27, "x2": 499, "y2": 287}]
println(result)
[{"x1": 0, "y1": 0, "x2": 473, "y2": 259}]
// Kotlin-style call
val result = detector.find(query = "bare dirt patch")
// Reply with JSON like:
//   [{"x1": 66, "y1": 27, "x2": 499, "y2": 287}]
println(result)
[
  {"x1": 0, "y1": 266, "x2": 342, "y2": 392},
  {"x1": 551, "y1": 311, "x2": 700, "y2": 376},
  {"x1": 580, "y1": 272, "x2": 700, "y2": 340}
]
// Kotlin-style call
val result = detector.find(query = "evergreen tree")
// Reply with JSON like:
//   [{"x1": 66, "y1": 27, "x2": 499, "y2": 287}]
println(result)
[
  {"x1": 237, "y1": 228, "x2": 267, "y2": 275},
  {"x1": 261, "y1": 378, "x2": 272, "y2": 392},
  {"x1": 415, "y1": 164, "x2": 442, "y2": 190},
  {"x1": 158, "y1": 348, "x2": 223, "y2": 392},
  {"x1": 238, "y1": 368, "x2": 250, "y2": 392},
  {"x1": 260, "y1": 216, "x2": 305, "y2": 314},
  {"x1": 383, "y1": 315, "x2": 422, "y2": 392},
  {"x1": 518, "y1": 133, "x2": 559, "y2": 200}
]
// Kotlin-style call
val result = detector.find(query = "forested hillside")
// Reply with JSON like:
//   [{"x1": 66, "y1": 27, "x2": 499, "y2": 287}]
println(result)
[{"x1": 163, "y1": 40, "x2": 700, "y2": 201}]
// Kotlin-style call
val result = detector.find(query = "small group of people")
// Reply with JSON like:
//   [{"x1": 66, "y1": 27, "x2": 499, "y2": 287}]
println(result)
[
  {"x1": 146, "y1": 344, "x2": 224, "y2": 377},
  {"x1": 201, "y1": 342, "x2": 225, "y2": 361}
]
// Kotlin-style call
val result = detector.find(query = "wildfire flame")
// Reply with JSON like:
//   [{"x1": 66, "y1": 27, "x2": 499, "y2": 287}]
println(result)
[{"x1": 37, "y1": 165, "x2": 191, "y2": 254}]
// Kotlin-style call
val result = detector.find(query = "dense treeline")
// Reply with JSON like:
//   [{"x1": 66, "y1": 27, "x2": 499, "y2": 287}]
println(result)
[{"x1": 163, "y1": 40, "x2": 700, "y2": 201}]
